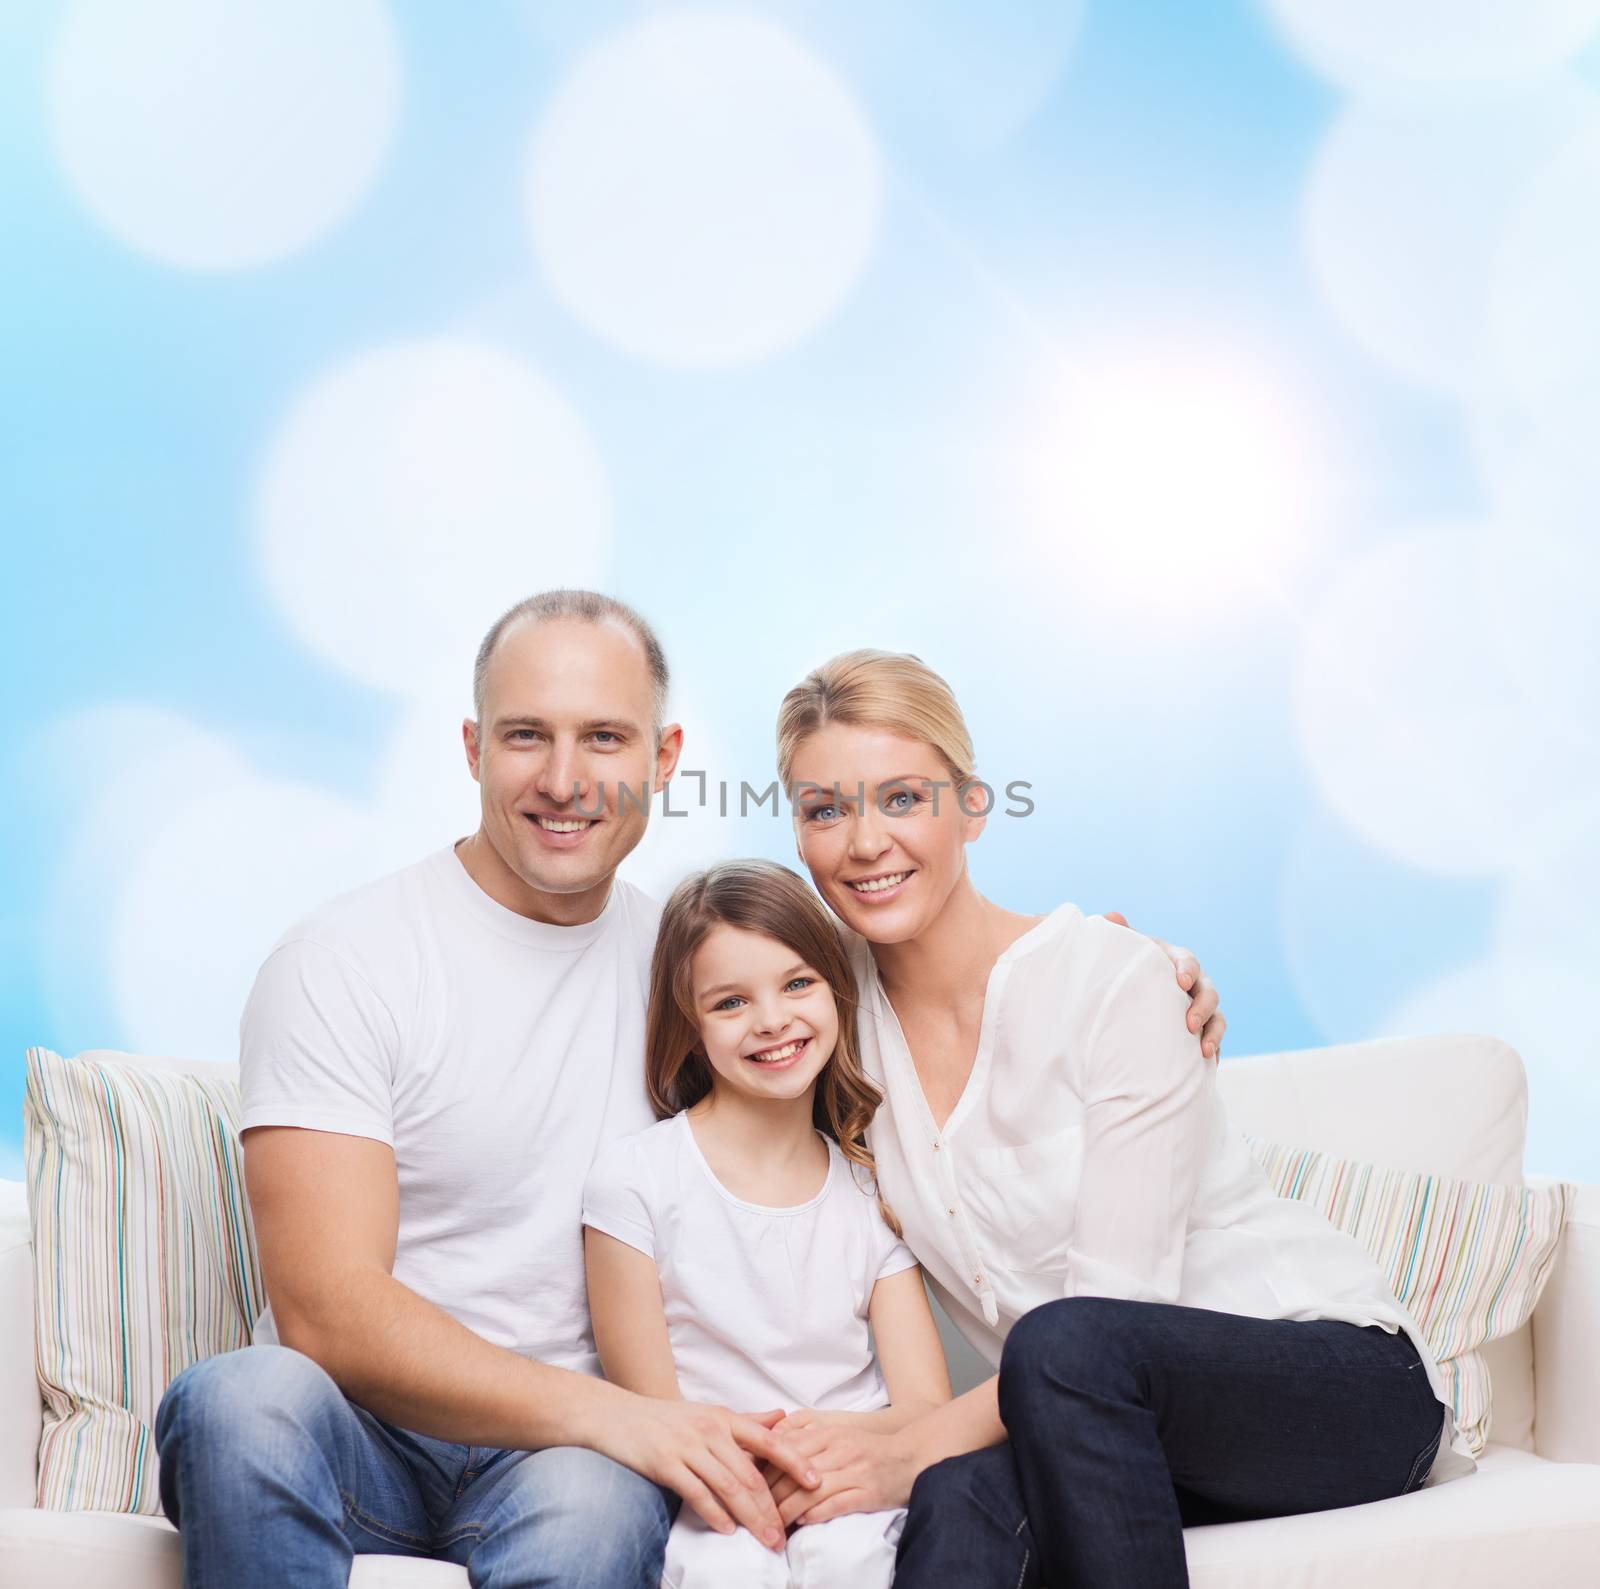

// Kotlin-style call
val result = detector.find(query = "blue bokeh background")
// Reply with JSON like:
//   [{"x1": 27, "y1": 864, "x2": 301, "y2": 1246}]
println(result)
[{"x1": 5, "y1": 0, "x2": 1598, "y2": 1181}]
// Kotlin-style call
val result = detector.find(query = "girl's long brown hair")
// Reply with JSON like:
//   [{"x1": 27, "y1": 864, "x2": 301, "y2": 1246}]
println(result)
[{"x1": 645, "y1": 859, "x2": 901, "y2": 1234}]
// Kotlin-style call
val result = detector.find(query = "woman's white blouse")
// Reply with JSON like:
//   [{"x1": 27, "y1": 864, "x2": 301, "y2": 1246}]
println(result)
[{"x1": 847, "y1": 904, "x2": 1473, "y2": 1486}]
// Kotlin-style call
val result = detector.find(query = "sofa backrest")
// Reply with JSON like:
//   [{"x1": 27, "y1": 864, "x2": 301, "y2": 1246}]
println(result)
[
  {"x1": 44, "y1": 1040, "x2": 1542, "y2": 1452},
  {"x1": 1217, "y1": 1034, "x2": 1526, "y2": 1183},
  {"x1": 1219, "y1": 1033, "x2": 1536, "y2": 1450}
]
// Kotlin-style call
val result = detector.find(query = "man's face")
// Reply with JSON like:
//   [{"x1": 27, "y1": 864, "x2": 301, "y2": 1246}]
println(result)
[{"x1": 465, "y1": 618, "x2": 680, "y2": 909}]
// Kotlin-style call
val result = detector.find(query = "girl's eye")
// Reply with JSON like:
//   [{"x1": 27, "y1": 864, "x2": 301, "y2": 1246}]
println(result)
[
  {"x1": 711, "y1": 978, "x2": 812, "y2": 1008},
  {"x1": 804, "y1": 804, "x2": 839, "y2": 823},
  {"x1": 884, "y1": 789, "x2": 916, "y2": 811}
]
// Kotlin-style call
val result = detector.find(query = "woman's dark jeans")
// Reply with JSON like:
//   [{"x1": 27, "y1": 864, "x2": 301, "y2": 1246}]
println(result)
[{"x1": 895, "y1": 1296, "x2": 1446, "y2": 1589}]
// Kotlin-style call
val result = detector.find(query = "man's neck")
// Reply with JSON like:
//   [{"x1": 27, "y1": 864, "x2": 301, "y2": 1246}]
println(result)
[{"x1": 453, "y1": 830, "x2": 613, "y2": 926}]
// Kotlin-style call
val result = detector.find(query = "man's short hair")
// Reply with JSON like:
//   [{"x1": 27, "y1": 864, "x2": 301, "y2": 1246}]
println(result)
[{"x1": 472, "y1": 590, "x2": 670, "y2": 742}]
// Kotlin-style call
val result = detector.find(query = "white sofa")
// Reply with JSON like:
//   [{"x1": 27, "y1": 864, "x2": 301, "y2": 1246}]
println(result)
[{"x1": 2, "y1": 1034, "x2": 1599, "y2": 1587}]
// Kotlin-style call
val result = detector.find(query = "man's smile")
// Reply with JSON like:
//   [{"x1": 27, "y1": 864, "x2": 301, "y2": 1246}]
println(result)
[{"x1": 524, "y1": 811, "x2": 599, "y2": 845}]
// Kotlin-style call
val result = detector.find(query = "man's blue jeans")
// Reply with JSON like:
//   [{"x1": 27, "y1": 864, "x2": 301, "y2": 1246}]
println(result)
[
  {"x1": 154, "y1": 1345, "x2": 676, "y2": 1588},
  {"x1": 895, "y1": 1296, "x2": 1447, "y2": 1589}
]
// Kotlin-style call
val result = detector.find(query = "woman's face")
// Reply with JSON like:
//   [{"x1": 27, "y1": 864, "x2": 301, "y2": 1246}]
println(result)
[
  {"x1": 789, "y1": 722, "x2": 985, "y2": 945},
  {"x1": 689, "y1": 924, "x2": 839, "y2": 1106}
]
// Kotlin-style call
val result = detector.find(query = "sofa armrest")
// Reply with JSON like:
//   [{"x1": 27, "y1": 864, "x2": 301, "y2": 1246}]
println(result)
[
  {"x1": 0, "y1": 1222, "x2": 41, "y2": 1508},
  {"x1": 1532, "y1": 1178, "x2": 1600, "y2": 1463}
]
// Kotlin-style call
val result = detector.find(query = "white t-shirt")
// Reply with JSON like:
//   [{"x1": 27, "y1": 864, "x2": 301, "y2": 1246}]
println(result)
[
  {"x1": 846, "y1": 905, "x2": 1474, "y2": 1487},
  {"x1": 240, "y1": 844, "x2": 660, "y2": 1375},
  {"x1": 581, "y1": 1113, "x2": 919, "y2": 1413}
]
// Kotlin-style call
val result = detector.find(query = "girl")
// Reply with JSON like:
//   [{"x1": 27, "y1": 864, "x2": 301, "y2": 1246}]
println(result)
[
  {"x1": 758, "y1": 648, "x2": 1470, "y2": 1589},
  {"x1": 582, "y1": 859, "x2": 952, "y2": 1589}
]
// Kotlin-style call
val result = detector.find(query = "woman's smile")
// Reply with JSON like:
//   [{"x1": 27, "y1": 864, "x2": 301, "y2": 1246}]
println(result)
[{"x1": 843, "y1": 868, "x2": 916, "y2": 905}]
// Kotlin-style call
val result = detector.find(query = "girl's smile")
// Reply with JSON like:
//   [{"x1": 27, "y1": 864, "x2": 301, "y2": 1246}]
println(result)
[{"x1": 743, "y1": 1034, "x2": 812, "y2": 1068}]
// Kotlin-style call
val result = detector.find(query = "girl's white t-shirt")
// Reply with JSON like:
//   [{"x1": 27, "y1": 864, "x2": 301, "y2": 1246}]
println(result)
[
  {"x1": 582, "y1": 1113, "x2": 918, "y2": 1412},
  {"x1": 845, "y1": 905, "x2": 1475, "y2": 1487}
]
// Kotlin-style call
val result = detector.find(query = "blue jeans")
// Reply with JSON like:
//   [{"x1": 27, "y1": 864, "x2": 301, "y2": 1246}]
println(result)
[
  {"x1": 154, "y1": 1345, "x2": 676, "y2": 1588},
  {"x1": 896, "y1": 1297, "x2": 1446, "y2": 1589}
]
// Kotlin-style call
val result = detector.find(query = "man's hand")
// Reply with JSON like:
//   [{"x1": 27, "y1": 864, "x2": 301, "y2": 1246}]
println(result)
[
  {"x1": 1105, "y1": 911, "x2": 1225, "y2": 1060},
  {"x1": 590, "y1": 1397, "x2": 818, "y2": 1552},
  {"x1": 765, "y1": 1421, "x2": 918, "y2": 1527}
]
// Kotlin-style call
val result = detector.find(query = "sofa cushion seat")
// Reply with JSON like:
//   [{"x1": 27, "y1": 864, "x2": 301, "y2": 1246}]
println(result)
[
  {"x1": 3, "y1": 1445, "x2": 1597, "y2": 1589},
  {"x1": 0, "y1": 1504, "x2": 470, "y2": 1587},
  {"x1": 1186, "y1": 1444, "x2": 1600, "y2": 1588}
]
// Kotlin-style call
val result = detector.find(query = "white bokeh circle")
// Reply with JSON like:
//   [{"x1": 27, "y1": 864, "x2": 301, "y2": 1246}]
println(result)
[
  {"x1": 38, "y1": 705, "x2": 251, "y2": 1048},
  {"x1": 1488, "y1": 123, "x2": 1600, "y2": 419},
  {"x1": 783, "y1": 0, "x2": 1086, "y2": 154},
  {"x1": 1476, "y1": 109, "x2": 1600, "y2": 760},
  {"x1": 526, "y1": 10, "x2": 884, "y2": 367},
  {"x1": 111, "y1": 776, "x2": 380, "y2": 1062},
  {"x1": 1470, "y1": 403, "x2": 1600, "y2": 759},
  {"x1": 257, "y1": 338, "x2": 610, "y2": 697},
  {"x1": 1293, "y1": 523, "x2": 1572, "y2": 877},
  {"x1": 1263, "y1": 0, "x2": 1600, "y2": 89},
  {"x1": 373, "y1": 686, "x2": 485, "y2": 875},
  {"x1": 517, "y1": 0, "x2": 1083, "y2": 154},
  {"x1": 1496, "y1": 803, "x2": 1600, "y2": 1017},
  {"x1": 1303, "y1": 81, "x2": 1600, "y2": 396},
  {"x1": 1276, "y1": 808, "x2": 1493, "y2": 1046},
  {"x1": 49, "y1": 0, "x2": 400, "y2": 270},
  {"x1": 1029, "y1": 348, "x2": 1319, "y2": 613}
]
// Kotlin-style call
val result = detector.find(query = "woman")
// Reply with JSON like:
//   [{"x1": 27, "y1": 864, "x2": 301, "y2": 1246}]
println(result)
[{"x1": 764, "y1": 649, "x2": 1468, "y2": 1589}]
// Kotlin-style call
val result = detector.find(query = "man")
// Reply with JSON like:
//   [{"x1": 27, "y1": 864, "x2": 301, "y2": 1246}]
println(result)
[{"x1": 154, "y1": 589, "x2": 1224, "y2": 1587}]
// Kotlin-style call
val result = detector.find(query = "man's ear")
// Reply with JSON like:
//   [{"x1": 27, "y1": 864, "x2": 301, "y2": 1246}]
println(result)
[
  {"x1": 654, "y1": 722, "x2": 685, "y2": 791},
  {"x1": 463, "y1": 718, "x2": 482, "y2": 783}
]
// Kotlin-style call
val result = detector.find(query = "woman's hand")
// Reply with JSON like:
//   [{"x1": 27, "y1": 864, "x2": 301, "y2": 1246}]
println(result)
[
  {"x1": 767, "y1": 1421, "x2": 919, "y2": 1526},
  {"x1": 754, "y1": 1407, "x2": 868, "y2": 1494},
  {"x1": 770, "y1": 1407, "x2": 858, "y2": 1436},
  {"x1": 1105, "y1": 911, "x2": 1225, "y2": 1059},
  {"x1": 592, "y1": 1396, "x2": 817, "y2": 1551}
]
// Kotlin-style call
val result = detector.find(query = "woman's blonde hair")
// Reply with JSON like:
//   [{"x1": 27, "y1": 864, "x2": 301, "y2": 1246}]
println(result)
[
  {"x1": 775, "y1": 648, "x2": 976, "y2": 792},
  {"x1": 645, "y1": 859, "x2": 901, "y2": 1234}
]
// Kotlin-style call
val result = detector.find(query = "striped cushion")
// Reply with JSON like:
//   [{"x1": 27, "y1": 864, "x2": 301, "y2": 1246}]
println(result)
[
  {"x1": 1248, "y1": 1136, "x2": 1570, "y2": 1457},
  {"x1": 23, "y1": 1048, "x2": 263, "y2": 1514}
]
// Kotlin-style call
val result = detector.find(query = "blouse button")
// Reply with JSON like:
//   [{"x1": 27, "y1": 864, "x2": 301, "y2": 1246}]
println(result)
[
  {"x1": 932, "y1": 1141, "x2": 941, "y2": 1152},
  {"x1": 946, "y1": 1207, "x2": 956, "y2": 1217}
]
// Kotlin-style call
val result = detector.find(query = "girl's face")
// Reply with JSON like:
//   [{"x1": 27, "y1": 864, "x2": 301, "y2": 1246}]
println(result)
[
  {"x1": 689, "y1": 924, "x2": 839, "y2": 1105},
  {"x1": 789, "y1": 721, "x2": 984, "y2": 945}
]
